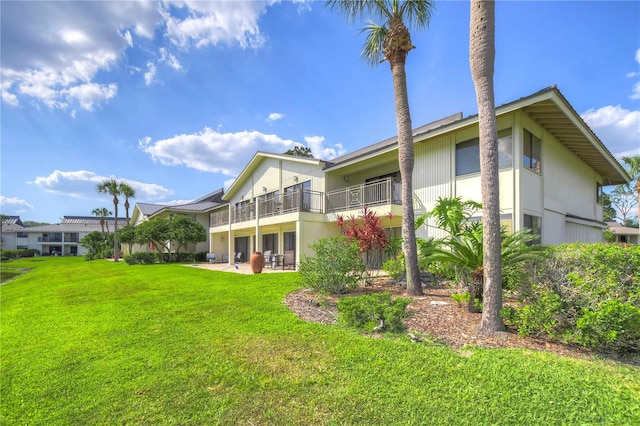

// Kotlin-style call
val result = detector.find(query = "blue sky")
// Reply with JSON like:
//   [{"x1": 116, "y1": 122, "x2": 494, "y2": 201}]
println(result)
[{"x1": 1, "y1": 0, "x2": 639, "y2": 224}]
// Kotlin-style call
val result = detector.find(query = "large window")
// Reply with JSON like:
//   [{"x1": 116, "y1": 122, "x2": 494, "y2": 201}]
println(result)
[
  {"x1": 455, "y1": 129, "x2": 513, "y2": 176},
  {"x1": 523, "y1": 214, "x2": 542, "y2": 245},
  {"x1": 596, "y1": 182, "x2": 603, "y2": 205},
  {"x1": 284, "y1": 180, "x2": 311, "y2": 211},
  {"x1": 523, "y1": 129, "x2": 541, "y2": 172}
]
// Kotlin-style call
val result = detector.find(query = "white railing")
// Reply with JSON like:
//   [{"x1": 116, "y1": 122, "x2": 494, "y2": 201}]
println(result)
[{"x1": 325, "y1": 178, "x2": 401, "y2": 213}]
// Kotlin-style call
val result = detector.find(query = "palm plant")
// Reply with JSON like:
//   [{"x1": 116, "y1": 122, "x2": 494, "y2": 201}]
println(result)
[
  {"x1": 469, "y1": 0, "x2": 503, "y2": 331},
  {"x1": 424, "y1": 197, "x2": 542, "y2": 313},
  {"x1": 96, "y1": 179, "x2": 121, "y2": 261},
  {"x1": 119, "y1": 183, "x2": 136, "y2": 225},
  {"x1": 91, "y1": 207, "x2": 112, "y2": 234},
  {"x1": 327, "y1": 0, "x2": 436, "y2": 296}
]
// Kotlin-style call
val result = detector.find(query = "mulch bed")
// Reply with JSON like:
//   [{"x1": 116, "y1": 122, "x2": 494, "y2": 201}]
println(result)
[{"x1": 284, "y1": 278, "x2": 639, "y2": 365}]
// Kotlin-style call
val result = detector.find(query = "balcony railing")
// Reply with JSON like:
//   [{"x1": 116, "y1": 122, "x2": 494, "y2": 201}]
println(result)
[
  {"x1": 258, "y1": 189, "x2": 324, "y2": 218},
  {"x1": 325, "y1": 178, "x2": 401, "y2": 213},
  {"x1": 232, "y1": 202, "x2": 256, "y2": 224},
  {"x1": 210, "y1": 210, "x2": 229, "y2": 227},
  {"x1": 37, "y1": 236, "x2": 63, "y2": 242}
]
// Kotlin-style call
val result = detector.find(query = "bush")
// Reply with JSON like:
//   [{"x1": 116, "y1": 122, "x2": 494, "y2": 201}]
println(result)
[
  {"x1": 337, "y1": 292, "x2": 411, "y2": 333},
  {"x1": 504, "y1": 243, "x2": 640, "y2": 352},
  {"x1": 382, "y1": 256, "x2": 404, "y2": 281},
  {"x1": 572, "y1": 300, "x2": 640, "y2": 352},
  {"x1": 124, "y1": 252, "x2": 157, "y2": 265},
  {"x1": 298, "y1": 236, "x2": 366, "y2": 294},
  {"x1": 0, "y1": 249, "x2": 40, "y2": 260}
]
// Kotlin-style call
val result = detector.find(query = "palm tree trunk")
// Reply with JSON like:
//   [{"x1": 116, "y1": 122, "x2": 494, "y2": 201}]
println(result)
[
  {"x1": 470, "y1": 0, "x2": 504, "y2": 332},
  {"x1": 113, "y1": 197, "x2": 119, "y2": 262},
  {"x1": 389, "y1": 48, "x2": 422, "y2": 297}
]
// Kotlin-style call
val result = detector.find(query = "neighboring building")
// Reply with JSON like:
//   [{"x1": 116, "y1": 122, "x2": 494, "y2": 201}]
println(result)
[
  {"x1": 130, "y1": 189, "x2": 225, "y2": 255},
  {"x1": 0, "y1": 216, "x2": 127, "y2": 256},
  {"x1": 606, "y1": 221, "x2": 640, "y2": 244},
  {"x1": 199, "y1": 86, "x2": 629, "y2": 267}
]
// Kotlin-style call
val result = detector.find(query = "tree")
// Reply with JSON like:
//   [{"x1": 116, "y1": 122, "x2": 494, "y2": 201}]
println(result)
[
  {"x1": 602, "y1": 193, "x2": 617, "y2": 222},
  {"x1": 469, "y1": 0, "x2": 503, "y2": 332},
  {"x1": 119, "y1": 183, "x2": 136, "y2": 225},
  {"x1": 284, "y1": 146, "x2": 313, "y2": 157},
  {"x1": 621, "y1": 155, "x2": 640, "y2": 225},
  {"x1": 327, "y1": 0, "x2": 435, "y2": 296},
  {"x1": 92, "y1": 207, "x2": 112, "y2": 234},
  {"x1": 168, "y1": 215, "x2": 207, "y2": 258},
  {"x1": 96, "y1": 179, "x2": 122, "y2": 262},
  {"x1": 134, "y1": 217, "x2": 171, "y2": 256},
  {"x1": 116, "y1": 224, "x2": 137, "y2": 254},
  {"x1": 610, "y1": 185, "x2": 638, "y2": 225}
]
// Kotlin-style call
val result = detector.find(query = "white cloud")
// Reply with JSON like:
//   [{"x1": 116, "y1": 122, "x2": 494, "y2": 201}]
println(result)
[
  {"x1": 29, "y1": 170, "x2": 174, "y2": 201},
  {"x1": 304, "y1": 136, "x2": 347, "y2": 160},
  {"x1": 266, "y1": 112, "x2": 285, "y2": 122},
  {"x1": 582, "y1": 105, "x2": 640, "y2": 157},
  {"x1": 140, "y1": 127, "x2": 348, "y2": 175},
  {"x1": 139, "y1": 127, "x2": 297, "y2": 175},
  {"x1": 0, "y1": 196, "x2": 34, "y2": 213},
  {"x1": 0, "y1": 1, "x2": 275, "y2": 111},
  {"x1": 162, "y1": 0, "x2": 270, "y2": 49},
  {"x1": 144, "y1": 62, "x2": 157, "y2": 86}
]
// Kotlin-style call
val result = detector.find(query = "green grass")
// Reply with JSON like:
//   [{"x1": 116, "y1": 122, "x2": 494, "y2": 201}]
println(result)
[{"x1": 1, "y1": 257, "x2": 639, "y2": 425}]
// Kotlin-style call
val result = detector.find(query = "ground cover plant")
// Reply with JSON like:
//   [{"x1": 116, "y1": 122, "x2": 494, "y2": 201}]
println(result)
[{"x1": 2, "y1": 257, "x2": 639, "y2": 425}]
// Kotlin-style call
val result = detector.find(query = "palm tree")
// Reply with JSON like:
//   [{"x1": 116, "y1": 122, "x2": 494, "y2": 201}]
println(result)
[
  {"x1": 119, "y1": 183, "x2": 136, "y2": 225},
  {"x1": 97, "y1": 179, "x2": 122, "y2": 261},
  {"x1": 327, "y1": 0, "x2": 435, "y2": 296},
  {"x1": 91, "y1": 207, "x2": 112, "y2": 234},
  {"x1": 621, "y1": 155, "x2": 640, "y2": 226},
  {"x1": 469, "y1": 0, "x2": 503, "y2": 332}
]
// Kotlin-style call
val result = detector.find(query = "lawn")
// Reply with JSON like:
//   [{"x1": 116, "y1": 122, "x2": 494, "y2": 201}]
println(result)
[{"x1": 1, "y1": 257, "x2": 639, "y2": 425}]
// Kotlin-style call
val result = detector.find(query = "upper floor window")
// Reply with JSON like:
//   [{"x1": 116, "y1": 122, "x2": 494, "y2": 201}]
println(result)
[
  {"x1": 17, "y1": 231, "x2": 28, "y2": 238},
  {"x1": 523, "y1": 129, "x2": 541, "y2": 172},
  {"x1": 455, "y1": 129, "x2": 513, "y2": 176}
]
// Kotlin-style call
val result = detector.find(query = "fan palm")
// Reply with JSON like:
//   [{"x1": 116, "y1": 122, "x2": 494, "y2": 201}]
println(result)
[
  {"x1": 119, "y1": 183, "x2": 136, "y2": 225},
  {"x1": 326, "y1": 0, "x2": 435, "y2": 296},
  {"x1": 96, "y1": 179, "x2": 122, "y2": 261},
  {"x1": 91, "y1": 207, "x2": 112, "y2": 234}
]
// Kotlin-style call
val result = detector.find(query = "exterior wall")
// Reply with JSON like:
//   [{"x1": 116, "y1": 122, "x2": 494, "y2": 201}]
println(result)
[{"x1": 519, "y1": 113, "x2": 605, "y2": 245}]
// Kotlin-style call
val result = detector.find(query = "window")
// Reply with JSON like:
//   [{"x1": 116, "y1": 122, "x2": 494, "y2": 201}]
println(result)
[
  {"x1": 596, "y1": 182, "x2": 603, "y2": 205},
  {"x1": 262, "y1": 233, "x2": 278, "y2": 253},
  {"x1": 523, "y1": 129, "x2": 541, "y2": 172},
  {"x1": 523, "y1": 214, "x2": 542, "y2": 245},
  {"x1": 17, "y1": 231, "x2": 28, "y2": 238},
  {"x1": 455, "y1": 129, "x2": 513, "y2": 176}
]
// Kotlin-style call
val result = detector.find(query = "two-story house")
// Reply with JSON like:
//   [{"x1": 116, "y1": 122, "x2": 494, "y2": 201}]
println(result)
[{"x1": 133, "y1": 86, "x2": 631, "y2": 267}]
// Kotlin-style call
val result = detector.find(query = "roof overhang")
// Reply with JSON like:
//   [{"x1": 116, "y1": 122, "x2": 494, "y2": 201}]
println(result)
[{"x1": 326, "y1": 86, "x2": 630, "y2": 185}]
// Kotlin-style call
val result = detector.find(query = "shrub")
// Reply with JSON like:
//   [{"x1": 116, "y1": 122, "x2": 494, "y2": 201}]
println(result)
[
  {"x1": 337, "y1": 292, "x2": 411, "y2": 333},
  {"x1": 505, "y1": 243, "x2": 640, "y2": 352},
  {"x1": 1, "y1": 249, "x2": 40, "y2": 260},
  {"x1": 382, "y1": 255, "x2": 404, "y2": 281},
  {"x1": 124, "y1": 252, "x2": 157, "y2": 265},
  {"x1": 571, "y1": 300, "x2": 640, "y2": 352},
  {"x1": 298, "y1": 236, "x2": 366, "y2": 294}
]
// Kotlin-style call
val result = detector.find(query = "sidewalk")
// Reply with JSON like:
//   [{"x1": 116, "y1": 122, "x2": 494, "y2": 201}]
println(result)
[{"x1": 185, "y1": 262, "x2": 296, "y2": 274}]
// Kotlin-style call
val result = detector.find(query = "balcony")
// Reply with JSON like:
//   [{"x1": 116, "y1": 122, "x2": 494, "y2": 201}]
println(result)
[
  {"x1": 326, "y1": 178, "x2": 401, "y2": 213},
  {"x1": 233, "y1": 201, "x2": 256, "y2": 224},
  {"x1": 258, "y1": 189, "x2": 324, "y2": 219},
  {"x1": 210, "y1": 210, "x2": 229, "y2": 227}
]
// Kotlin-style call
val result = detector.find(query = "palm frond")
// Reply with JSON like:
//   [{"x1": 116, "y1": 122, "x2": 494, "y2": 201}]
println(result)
[
  {"x1": 360, "y1": 20, "x2": 387, "y2": 66},
  {"x1": 398, "y1": 0, "x2": 435, "y2": 30}
]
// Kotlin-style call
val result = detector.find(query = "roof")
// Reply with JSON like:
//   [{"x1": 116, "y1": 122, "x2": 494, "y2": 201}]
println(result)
[
  {"x1": 325, "y1": 86, "x2": 629, "y2": 185},
  {"x1": 61, "y1": 216, "x2": 129, "y2": 226},
  {"x1": 1, "y1": 215, "x2": 25, "y2": 230},
  {"x1": 606, "y1": 221, "x2": 640, "y2": 235},
  {"x1": 133, "y1": 188, "x2": 227, "y2": 220}
]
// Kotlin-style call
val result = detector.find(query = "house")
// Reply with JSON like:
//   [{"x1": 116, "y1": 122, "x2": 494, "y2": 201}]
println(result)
[
  {"x1": 137, "y1": 86, "x2": 631, "y2": 267},
  {"x1": 0, "y1": 216, "x2": 128, "y2": 256},
  {"x1": 129, "y1": 189, "x2": 226, "y2": 255},
  {"x1": 606, "y1": 221, "x2": 640, "y2": 244}
]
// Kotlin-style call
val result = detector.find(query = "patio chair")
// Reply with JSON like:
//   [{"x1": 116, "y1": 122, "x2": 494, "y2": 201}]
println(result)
[
  {"x1": 263, "y1": 250, "x2": 272, "y2": 268},
  {"x1": 283, "y1": 250, "x2": 295, "y2": 270}
]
